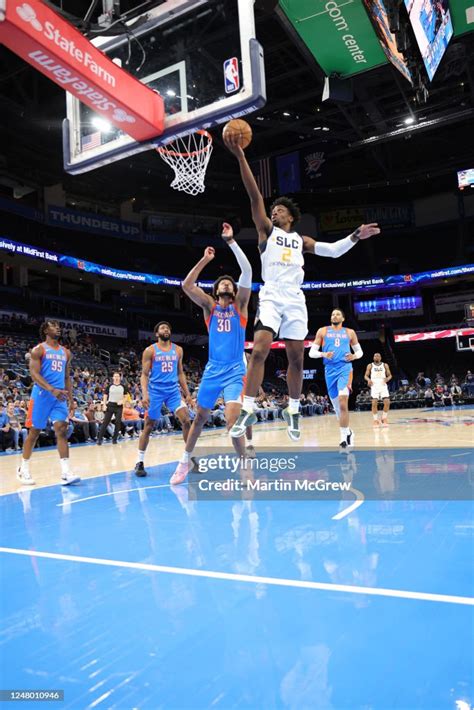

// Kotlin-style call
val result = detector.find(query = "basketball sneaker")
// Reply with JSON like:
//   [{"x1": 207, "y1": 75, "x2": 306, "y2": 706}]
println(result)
[
  {"x1": 61, "y1": 473, "x2": 81, "y2": 486},
  {"x1": 282, "y1": 408, "x2": 301, "y2": 441},
  {"x1": 134, "y1": 462, "x2": 147, "y2": 478},
  {"x1": 381, "y1": 418, "x2": 389, "y2": 427},
  {"x1": 17, "y1": 468, "x2": 35, "y2": 486},
  {"x1": 372, "y1": 419, "x2": 380, "y2": 427},
  {"x1": 246, "y1": 445, "x2": 256, "y2": 459},
  {"x1": 229, "y1": 411, "x2": 257, "y2": 438},
  {"x1": 339, "y1": 440, "x2": 348, "y2": 454},
  {"x1": 170, "y1": 461, "x2": 190, "y2": 485},
  {"x1": 346, "y1": 430, "x2": 355, "y2": 449}
]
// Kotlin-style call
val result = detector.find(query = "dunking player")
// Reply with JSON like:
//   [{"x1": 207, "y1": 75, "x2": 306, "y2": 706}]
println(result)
[
  {"x1": 364, "y1": 353, "x2": 392, "y2": 426},
  {"x1": 170, "y1": 223, "x2": 252, "y2": 485},
  {"x1": 224, "y1": 133, "x2": 380, "y2": 441},
  {"x1": 134, "y1": 322, "x2": 192, "y2": 477},
  {"x1": 17, "y1": 320, "x2": 80, "y2": 486},
  {"x1": 309, "y1": 309, "x2": 363, "y2": 451}
]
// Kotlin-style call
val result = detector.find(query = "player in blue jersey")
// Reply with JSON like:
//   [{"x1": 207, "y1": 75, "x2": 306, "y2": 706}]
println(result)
[
  {"x1": 134, "y1": 321, "x2": 192, "y2": 477},
  {"x1": 170, "y1": 222, "x2": 252, "y2": 485},
  {"x1": 17, "y1": 319, "x2": 80, "y2": 486},
  {"x1": 309, "y1": 309, "x2": 363, "y2": 451}
]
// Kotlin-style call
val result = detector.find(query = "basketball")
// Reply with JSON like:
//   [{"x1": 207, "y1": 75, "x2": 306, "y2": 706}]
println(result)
[{"x1": 222, "y1": 119, "x2": 253, "y2": 149}]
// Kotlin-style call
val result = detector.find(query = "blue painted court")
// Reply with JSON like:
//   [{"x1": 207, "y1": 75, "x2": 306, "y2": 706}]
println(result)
[{"x1": 1, "y1": 448, "x2": 473, "y2": 709}]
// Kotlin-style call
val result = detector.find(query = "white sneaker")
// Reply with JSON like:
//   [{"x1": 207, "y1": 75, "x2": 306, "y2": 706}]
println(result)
[
  {"x1": 61, "y1": 473, "x2": 81, "y2": 486},
  {"x1": 17, "y1": 468, "x2": 36, "y2": 486}
]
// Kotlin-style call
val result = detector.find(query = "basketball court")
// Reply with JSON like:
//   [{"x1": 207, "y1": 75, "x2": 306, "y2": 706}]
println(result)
[
  {"x1": 1, "y1": 410, "x2": 473, "y2": 708},
  {"x1": 0, "y1": 0, "x2": 473, "y2": 707}
]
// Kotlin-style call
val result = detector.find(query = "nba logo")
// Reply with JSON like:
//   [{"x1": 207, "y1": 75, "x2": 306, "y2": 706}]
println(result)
[{"x1": 224, "y1": 58, "x2": 240, "y2": 94}]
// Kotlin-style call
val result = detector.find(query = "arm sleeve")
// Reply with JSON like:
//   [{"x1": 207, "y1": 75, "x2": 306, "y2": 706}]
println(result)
[
  {"x1": 352, "y1": 343, "x2": 363, "y2": 359},
  {"x1": 314, "y1": 235, "x2": 357, "y2": 258},
  {"x1": 308, "y1": 343, "x2": 323, "y2": 359},
  {"x1": 229, "y1": 241, "x2": 252, "y2": 289}
]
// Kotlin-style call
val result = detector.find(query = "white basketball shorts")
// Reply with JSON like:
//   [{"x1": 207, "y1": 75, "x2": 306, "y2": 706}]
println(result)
[
  {"x1": 256, "y1": 284, "x2": 308, "y2": 340},
  {"x1": 371, "y1": 384, "x2": 390, "y2": 400}
]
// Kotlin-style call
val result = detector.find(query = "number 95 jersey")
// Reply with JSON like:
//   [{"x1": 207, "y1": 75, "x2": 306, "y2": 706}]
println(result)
[{"x1": 26, "y1": 342, "x2": 69, "y2": 429}]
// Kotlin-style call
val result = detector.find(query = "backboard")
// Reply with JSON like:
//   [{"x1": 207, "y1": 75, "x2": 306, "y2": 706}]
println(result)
[{"x1": 63, "y1": 0, "x2": 266, "y2": 174}]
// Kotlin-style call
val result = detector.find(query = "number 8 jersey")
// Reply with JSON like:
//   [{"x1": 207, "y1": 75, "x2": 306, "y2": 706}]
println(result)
[{"x1": 206, "y1": 303, "x2": 246, "y2": 365}]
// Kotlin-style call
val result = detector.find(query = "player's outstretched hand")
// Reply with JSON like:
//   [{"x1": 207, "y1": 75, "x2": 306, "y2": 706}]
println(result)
[
  {"x1": 354, "y1": 223, "x2": 380, "y2": 240},
  {"x1": 203, "y1": 246, "x2": 215, "y2": 262},
  {"x1": 221, "y1": 222, "x2": 234, "y2": 243},
  {"x1": 223, "y1": 131, "x2": 244, "y2": 159}
]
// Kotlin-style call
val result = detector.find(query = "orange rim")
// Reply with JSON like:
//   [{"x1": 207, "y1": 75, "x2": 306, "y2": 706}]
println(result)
[{"x1": 156, "y1": 129, "x2": 213, "y2": 158}]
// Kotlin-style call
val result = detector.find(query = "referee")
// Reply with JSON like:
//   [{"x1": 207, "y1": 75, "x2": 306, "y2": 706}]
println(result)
[{"x1": 97, "y1": 372, "x2": 129, "y2": 445}]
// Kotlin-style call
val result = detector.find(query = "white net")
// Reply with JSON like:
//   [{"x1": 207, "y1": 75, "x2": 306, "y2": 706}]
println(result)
[{"x1": 156, "y1": 130, "x2": 213, "y2": 196}]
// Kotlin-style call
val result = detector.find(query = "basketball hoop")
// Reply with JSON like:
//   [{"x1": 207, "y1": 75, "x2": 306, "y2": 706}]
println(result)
[{"x1": 156, "y1": 130, "x2": 213, "y2": 196}]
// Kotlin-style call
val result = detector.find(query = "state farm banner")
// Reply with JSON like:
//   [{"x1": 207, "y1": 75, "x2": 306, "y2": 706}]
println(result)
[
  {"x1": 319, "y1": 204, "x2": 413, "y2": 234},
  {"x1": 394, "y1": 328, "x2": 474, "y2": 343},
  {"x1": 0, "y1": 0, "x2": 164, "y2": 140},
  {"x1": 0, "y1": 309, "x2": 28, "y2": 321},
  {"x1": 47, "y1": 316, "x2": 127, "y2": 339}
]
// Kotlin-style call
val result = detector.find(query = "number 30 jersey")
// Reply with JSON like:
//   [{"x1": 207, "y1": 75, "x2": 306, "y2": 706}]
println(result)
[
  {"x1": 149, "y1": 343, "x2": 179, "y2": 391},
  {"x1": 206, "y1": 303, "x2": 246, "y2": 365},
  {"x1": 260, "y1": 226, "x2": 304, "y2": 287}
]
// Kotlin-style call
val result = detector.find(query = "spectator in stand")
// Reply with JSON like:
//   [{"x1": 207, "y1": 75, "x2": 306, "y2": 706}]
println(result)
[
  {"x1": 424, "y1": 386, "x2": 435, "y2": 406},
  {"x1": 70, "y1": 400, "x2": 94, "y2": 442},
  {"x1": 442, "y1": 387, "x2": 453, "y2": 407},
  {"x1": 0, "y1": 401, "x2": 15, "y2": 451},
  {"x1": 450, "y1": 382, "x2": 462, "y2": 403},
  {"x1": 463, "y1": 370, "x2": 474, "y2": 397},
  {"x1": 6, "y1": 402, "x2": 27, "y2": 450},
  {"x1": 416, "y1": 372, "x2": 426, "y2": 388},
  {"x1": 84, "y1": 402, "x2": 98, "y2": 440},
  {"x1": 406, "y1": 384, "x2": 418, "y2": 399},
  {"x1": 434, "y1": 372, "x2": 445, "y2": 385},
  {"x1": 122, "y1": 401, "x2": 143, "y2": 438}
]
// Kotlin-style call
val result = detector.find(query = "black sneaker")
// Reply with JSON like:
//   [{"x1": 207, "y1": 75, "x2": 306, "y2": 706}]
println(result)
[
  {"x1": 112, "y1": 440, "x2": 118, "y2": 445},
  {"x1": 97, "y1": 439, "x2": 103, "y2": 446},
  {"x1": 339, "y1": 440, "x2": 349, "y2": 454},
  {"x1": 134, "y1": 462, "x2": 147, "y2": 477},
  {"x1": 346, "y1": 430, "x2": 355, "y2": 448}
]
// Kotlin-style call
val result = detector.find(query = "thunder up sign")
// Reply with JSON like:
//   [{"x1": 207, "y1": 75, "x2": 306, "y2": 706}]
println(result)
[
  {"x1": 279, "y1": 0, "x2": 388, "y2": 77},
  {"x1": 0, "y1": 0, "x2": 164, "y2": 140}
]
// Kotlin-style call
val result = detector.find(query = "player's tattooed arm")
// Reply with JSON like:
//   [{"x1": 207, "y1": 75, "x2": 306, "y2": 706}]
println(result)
[
  {"x1": 140, "y1": 347, "x2": 153, "y2": 410},
  {"x1": 384, "y1": 363, "x2": 393, "y2": 384},
  {"x1": 182, "y1": 247, "x2": 216, "y2": 318},
  {"x1": 29, "y1": 344, "x2": 67, "y2": 400},
  {"x1": 223, "y1": 132, "x2": 272, "y2": 242},
  {"x1": 176, "y1": 346, "x2": 192, "y2": 405}
]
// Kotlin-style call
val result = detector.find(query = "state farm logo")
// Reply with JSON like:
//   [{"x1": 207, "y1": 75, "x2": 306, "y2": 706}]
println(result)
[{"x1": 16, "y1": 3, "x2": 42, "y2": 31}]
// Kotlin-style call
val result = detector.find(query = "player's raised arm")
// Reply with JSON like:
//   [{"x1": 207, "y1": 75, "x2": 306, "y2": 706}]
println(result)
[
  {"x1": 29, "y1": 345, "x2": 67, "y2": 400},
  {"x1": 176, "y1": 346, "x2": 192, "y2": 405},
  {"x1": 344, "y1": 329, "x2": 364, "y2": 362},
  {"x1": 221, "y1": 222, "x2": 252, "y2": 314},
  {"x1": 182, "y1": 247, "x2": 217, "y2": 316},
  {"x1": 303, "y1": 224, "x2": 381, "y2": 255},
  {"x1": 223, "y1": 133, "x2": 272, "y2": 240},
  {"x1": 140, "y1": 346, "x2": 153, "y2": 410}
]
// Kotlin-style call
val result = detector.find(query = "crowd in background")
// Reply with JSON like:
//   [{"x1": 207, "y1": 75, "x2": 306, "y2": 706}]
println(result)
[{"x1": 0, "y1": 330, "x2": 473, "y2": 452}]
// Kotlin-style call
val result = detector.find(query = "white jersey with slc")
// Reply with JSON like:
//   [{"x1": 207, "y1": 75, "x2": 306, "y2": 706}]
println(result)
[
  {"x1": 370, "y1": 362, "x2": 389, "y2": 399},
  {"x1": 258, "y1": 226, "x2": 307, "y2": 340}
]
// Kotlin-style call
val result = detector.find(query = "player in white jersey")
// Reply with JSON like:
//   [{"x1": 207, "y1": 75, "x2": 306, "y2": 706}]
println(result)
[
  {"x1": 364, "y1": 353, "x2": 392, "y2": 426},
  {"x1": 224, "y1": 132, "x2": 380, "y2": 441}
]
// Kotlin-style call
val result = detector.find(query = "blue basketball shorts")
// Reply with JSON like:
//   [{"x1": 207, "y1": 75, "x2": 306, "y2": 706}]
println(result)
[
  {"x1": 197, "y1": 361, "x2": 246, "y2": 410},
  {"x1": 26, "y1": 388, "x2": 69, "y2": 429},
  {"x1": 147, "y1": 386, "x2": 185, "y2": 420},
  {"x1": 325, "y1": 365, "x2": 353, "y2": 400}
]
